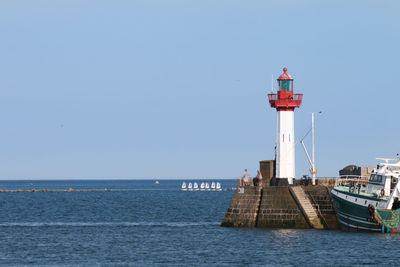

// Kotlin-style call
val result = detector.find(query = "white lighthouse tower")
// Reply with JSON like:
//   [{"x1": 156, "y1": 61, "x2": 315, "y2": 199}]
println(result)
[{"x1": 268, "y1": 68, "x2": 303, "y2": 185}]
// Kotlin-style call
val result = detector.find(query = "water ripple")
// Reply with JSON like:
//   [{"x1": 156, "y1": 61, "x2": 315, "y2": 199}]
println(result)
[{"x1": 0, "y1": 221, "x2": 220, "y2": 227}]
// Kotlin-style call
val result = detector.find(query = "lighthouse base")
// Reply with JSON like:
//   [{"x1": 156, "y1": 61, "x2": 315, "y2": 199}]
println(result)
[{"x1": 270, "y1": 178, "x2": 297, "y2": 186}]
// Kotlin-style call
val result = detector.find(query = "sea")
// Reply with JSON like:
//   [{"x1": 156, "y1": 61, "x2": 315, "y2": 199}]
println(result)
[{"x1": 0, "y1": 179, "x2": 400, "y2": 266}]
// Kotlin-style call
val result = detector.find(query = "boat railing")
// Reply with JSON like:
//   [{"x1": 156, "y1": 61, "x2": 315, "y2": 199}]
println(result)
[{"x1": 335, "y1": 175, "x2": 369, "y2": 188}]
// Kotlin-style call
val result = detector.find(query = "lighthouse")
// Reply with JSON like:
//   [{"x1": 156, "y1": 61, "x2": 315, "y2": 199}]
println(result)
[{"x1": 268, "y1": 68, "x2": 303, "y2": 185}]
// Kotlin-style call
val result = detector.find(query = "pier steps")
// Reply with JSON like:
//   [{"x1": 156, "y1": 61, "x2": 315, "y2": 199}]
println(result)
[
  {"x1": 289, "y1": 186, "x2": 324, "y2": 229},
  {"x1": 303, "y1": 186, "x2": 339, "y2": 229}
]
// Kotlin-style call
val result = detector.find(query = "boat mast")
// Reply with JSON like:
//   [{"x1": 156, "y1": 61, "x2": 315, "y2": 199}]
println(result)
[
  {"x1": 300, "y1": 112, "x2": 320, "y2": 185},
  {"x1": 312, "y1": 112, "x2": 316, "y2": 185}
]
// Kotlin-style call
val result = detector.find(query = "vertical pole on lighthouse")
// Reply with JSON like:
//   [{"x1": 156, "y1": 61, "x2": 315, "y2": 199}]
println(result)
[{"x1": 268, "y1": 68, "x2": 303, "y2": 185}]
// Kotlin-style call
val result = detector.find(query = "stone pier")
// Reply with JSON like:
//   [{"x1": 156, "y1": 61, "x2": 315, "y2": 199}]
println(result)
[
  {"x1": 221, "y1": 184, "x2": 339, "y2": 230},
  {"x1": 221, "y1": 186, "x2": 262, "y2": 227}
]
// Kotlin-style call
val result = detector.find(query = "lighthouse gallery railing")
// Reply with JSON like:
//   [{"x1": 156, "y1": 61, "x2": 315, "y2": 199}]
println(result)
[{"x1": 268, "y1": 93, "x2": 303, "y2": 108}]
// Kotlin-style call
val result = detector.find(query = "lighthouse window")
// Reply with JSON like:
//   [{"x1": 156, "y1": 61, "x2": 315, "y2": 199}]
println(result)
[
  {"x1": 283, "y1": 134, "x2": 284, "y2": 142},
  {"x1": 281, "y1": 80, "x2": 291, "y2": 91}
]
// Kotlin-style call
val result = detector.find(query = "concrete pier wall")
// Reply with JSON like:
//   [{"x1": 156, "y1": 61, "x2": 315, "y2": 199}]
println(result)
[
  {"x1": 221, "y1": 187, "x2": 262, "y2": 227},
  {"x1": 222, "y1": 185, "x2": 339, "y2": 229},
  {"x1": 257, "y1": 187, "x2": 310, "y2": 228}
]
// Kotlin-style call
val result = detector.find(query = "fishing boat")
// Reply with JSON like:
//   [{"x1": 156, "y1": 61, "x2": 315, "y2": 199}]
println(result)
[
  {"x1": 211, "y1": 182, "x2": 216, "y2": 191},
  {"x1": 331, "y1": 157, "x2": 400, "y2": 232},
  {"x1": 216, "y1": 182, "x2": 222, "y2": 191},
  {"x1": 193, "y1": 182, "x2": 199, "y2": 191},
  {"x1": 188, "y1": 182, "x2": 193, "y2": 191},
  {"x1": 181, "y1": 182, "x2": 187, "y2": 191},
  {"x1": 155, "y1": 180, "x2": 159, "y2": 184},
  {"x1": 205, "y1": 182, "x2": 210, "y2": 191},
  {"x1": 200, "y1": 182, "x2": 205, "y2": 191}
]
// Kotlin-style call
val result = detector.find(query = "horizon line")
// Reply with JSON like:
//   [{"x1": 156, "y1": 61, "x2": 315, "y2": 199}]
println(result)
[{"x1": 0, "y1": 178, "x2": 239, "y2": 181}]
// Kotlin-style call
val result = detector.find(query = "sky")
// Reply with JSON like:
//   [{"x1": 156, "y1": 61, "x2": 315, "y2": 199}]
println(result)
[{"x1": 0, "y1": 0, "x2": 399, "y2": 179}]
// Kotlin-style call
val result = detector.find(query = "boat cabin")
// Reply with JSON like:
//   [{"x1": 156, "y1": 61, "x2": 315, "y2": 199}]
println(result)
[{"x1": 365, "y1": 165, "x2": 400, "y2": 197}]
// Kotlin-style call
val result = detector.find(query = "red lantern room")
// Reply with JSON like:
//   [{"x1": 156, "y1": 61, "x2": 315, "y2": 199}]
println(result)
[{"x1": 268, "y1": 67, "x2": 303, "y2": 111}]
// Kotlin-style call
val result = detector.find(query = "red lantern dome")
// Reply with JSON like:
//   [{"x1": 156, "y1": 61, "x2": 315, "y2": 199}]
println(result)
[
  {"x1": 268, "y1": 67, "x2": 303, "y2": 111},
  {"x1": 277, "y1": 67, "x2": 293, "y2": 80}
]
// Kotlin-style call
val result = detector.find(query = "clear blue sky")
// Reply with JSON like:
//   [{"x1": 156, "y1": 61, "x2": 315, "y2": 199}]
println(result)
[{"x1": 0, "y1": 0, "x2": 399, "y2": 179}]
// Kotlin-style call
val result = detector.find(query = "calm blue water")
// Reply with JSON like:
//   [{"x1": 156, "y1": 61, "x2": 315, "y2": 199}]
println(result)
[{"x1": 0, "y1": 180, "x2": 400, "y2": 266}]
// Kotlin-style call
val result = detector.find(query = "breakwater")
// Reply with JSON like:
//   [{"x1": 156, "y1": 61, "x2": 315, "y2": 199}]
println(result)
[
  {"x1": 0, "y1": 188, "x2": 119, "y2": 193},
  {"x1": 221, "y1": 184, "x2": 339, "y2": 229}
]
